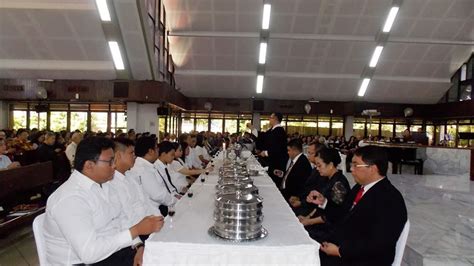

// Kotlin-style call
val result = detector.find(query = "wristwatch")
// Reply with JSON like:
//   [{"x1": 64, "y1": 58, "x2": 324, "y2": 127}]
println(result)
[{"x1": 131, "y1": 242, "x2": 144, "y2": 250}]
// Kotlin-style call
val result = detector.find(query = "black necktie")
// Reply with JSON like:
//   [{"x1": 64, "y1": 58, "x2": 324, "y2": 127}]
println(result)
[
  {"x1": 157, "y1": 169, "x2": 171, "y2": 193},
  {"x1": 165, "y1": 168, "x2": 178, "y2": 193}
]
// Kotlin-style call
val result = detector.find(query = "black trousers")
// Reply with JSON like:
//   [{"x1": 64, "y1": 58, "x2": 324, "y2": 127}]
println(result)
[{"x1": 75, "y1": 247, "x2": 136, "y2": 266}]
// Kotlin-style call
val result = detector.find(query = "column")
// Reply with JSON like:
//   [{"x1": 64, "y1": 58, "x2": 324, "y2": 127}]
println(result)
[{"x1": 344, "y1": 115, "x2": 354, "y2": 140}]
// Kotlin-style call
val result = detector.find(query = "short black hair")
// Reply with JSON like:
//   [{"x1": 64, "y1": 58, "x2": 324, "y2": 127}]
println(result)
[
  {"x1": 135, "y1": 136, "x2": 157, "y2": 157},
  {"x1": 308, "y1": 141, "x2": 326, "y2": 154},
  {"x1": 354, "y1": 146, "x2": 388, "y2": 176},
  {"x1": 113, "y1": 138, "x2": 135, "y2": 152},
  {"x1": 180, "y1": 141, "x2": 189, "y2": 161},
  {"x1": 196, "y1": 134, "x2": 205, "y2": 147},
  {"x1": 287, "y1": 139, "x2": 303, "y2": 152},
  {"x1": 317, "y1": 148, "x2": 341, "y2": 167},
  {"x1": 74, "y1": 137, "x2": 115, "y2": 172},
  {"x1": 171, "y1": 142, "x2": 180, "y2": 151},
  {"x1": 272, "y1": 112, "x2": 283, "y2": 122},
  {"x1": 158, "y1": 141, "x2": 175, "y2": 156}
]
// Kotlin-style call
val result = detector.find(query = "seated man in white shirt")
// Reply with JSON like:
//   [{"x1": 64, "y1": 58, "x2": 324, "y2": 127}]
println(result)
[
  {"x1": 110, "y1": 138, "x2": 163, "y2": 264},
  {"x1": 129, "y1": 136, "x2": 181, "y2": 217},
  {"x1": 153, "y1": 141, "x2": 182, "y2": 197},
  {"x1": 44, "y1": 136, "x2": 163, "y2": 265},
  {"x1": 65, "y1": 132, "x2": 83, "y2": 168}
]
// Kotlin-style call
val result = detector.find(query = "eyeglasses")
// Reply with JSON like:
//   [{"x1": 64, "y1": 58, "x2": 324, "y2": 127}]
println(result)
[
  {"x1": 96, "y1": 158, "x2": 115, "y2": 166},
  {"x1": 350, "y1": 163, "x2": 371, "y2": 168}
]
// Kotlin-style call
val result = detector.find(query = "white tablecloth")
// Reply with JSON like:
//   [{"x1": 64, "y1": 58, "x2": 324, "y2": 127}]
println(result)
[{"x1": 143, "y1": 158, "x2": 320, "y2": 266}]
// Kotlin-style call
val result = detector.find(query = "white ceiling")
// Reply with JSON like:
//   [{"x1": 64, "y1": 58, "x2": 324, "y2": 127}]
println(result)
[
  {"x1": 0, "y1": 0, "x2": 116, "y2": 79},
  {"x1": 0, "y1": 0, "x2": 472, "y2": 104},
  {"x1": 166, "y1": 0, "x2": 474, "y2": 104}
]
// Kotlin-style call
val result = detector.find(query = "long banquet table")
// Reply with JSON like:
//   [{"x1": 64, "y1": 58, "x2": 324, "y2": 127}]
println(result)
[{"x1": 143, "y1": 157, "x2": 320, "y2": 265}]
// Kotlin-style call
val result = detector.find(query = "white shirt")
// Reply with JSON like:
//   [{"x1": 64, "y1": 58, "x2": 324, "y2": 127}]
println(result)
[
  {"x1": 111, "y1": 170, "x2": 161, "y2": 229},
  {"x1": 195, "y1": 145, "x2": 210, "y2": 161},
  {"x1": 65, "y1": 142, "x2": 77, "y2": 167},
  {"x1": 0, "y1": 155, "x2": 12, "y2": 169},
  {"x1": 44, "y1": 170, "x2": 134, "y2": 265},
  {"x1": 154, "y1": 159, "x2": 180, "y2": 194},
  {"x1": 129, "y1": 157, "x2": 177, "y2": 209},
  {"x1": 186, "y1": 147, "x2": 202, "y2": 169},
  {"x1": 361, "y1": 177, "x2": 385, "y2": 196},
  {"x1": 169, "y1": 160, "x2": 189, "y2": 192}
]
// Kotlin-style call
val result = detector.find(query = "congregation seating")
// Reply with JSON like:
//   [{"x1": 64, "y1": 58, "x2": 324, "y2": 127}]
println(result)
[{"x1": 0, "y1": 162, "x2": 54, "y2": 236}]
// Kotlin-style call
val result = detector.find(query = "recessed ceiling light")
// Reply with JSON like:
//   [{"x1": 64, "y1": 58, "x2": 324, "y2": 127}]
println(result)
[
  {"x1": 383, "y1": 6, "x2": 399, "y2": 33},
  {"x1": 358, "y1": 78, "x2": 371, "y2": 97},
  {"x1": 256, "y1": 75, "x2": 264, "y2": 94},
  {"x1": 258, "y1": 42, "x2": 267, "y2": 64},
  {"x1": 108, "y1": 41, "x2": 125, "y2": 70},
  {"x1": 96, "y1": 0, "x2": 111, "y2": 22},
  {"x1": 262, "y1": 4, "x2": 271, "y2": 30},
  {"x1": 369, "y1": 46, "x2": 384, "y2": 67}
]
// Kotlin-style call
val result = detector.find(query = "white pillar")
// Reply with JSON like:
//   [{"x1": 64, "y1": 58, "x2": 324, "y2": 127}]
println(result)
[
  {"x1": 344, "y1": 116, "x2": 354, "y2": 140},
  {"x1": 126, "y1": 102, "x2": 138, "y2": 132},
  {"x1": 0, "y1": 101, "x2": 9, "y2": 129},
  {"x1": 252, "y1": 113, "x2": 261, "y2": 131}
]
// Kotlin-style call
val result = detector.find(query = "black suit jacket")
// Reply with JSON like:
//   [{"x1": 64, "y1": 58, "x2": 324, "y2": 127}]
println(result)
[
  {"x1": 263, "y1": 126, "x2": 288, "y2": 183},
  {"x1": 323, "y1": 177, "x2": 407, "y2": 266},
  {"x1": 281, "y1": 154, "x2": 312, "y2": 201}
]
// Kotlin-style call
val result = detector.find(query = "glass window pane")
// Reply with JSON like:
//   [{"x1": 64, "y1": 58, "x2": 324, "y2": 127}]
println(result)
[
  {"x1": 196, "y1": 119, "x2": 208, "y2": 132},
  {"x1": 71, "y1": 112, "x2": 88, "y2": 132},
  {"x1": 381, "y1": 124, "x2": 393, "y2": 139},
  {"x1": 91, "y1": 112, "x2": 108, "y2": 132},
  {"x1": 446, "y1": 124, "x2": 457, "y2": 147},
  {"x1": 181, "y1": 118, "x2": 194, "y2": 133},
  {"x1": 210, "y1": 119, "x2": 223, "y2": 133},
  {"x1": 395, "y1": 125, "x2": 407, "y2": 137},
  {"x1": 29, "y1": 112, "x2": 47, "y2": 130},
  {"x1": 287, "y1": 121, "x2": 303, "y2": 135},
  {"x1": 302, "y1": 122, "x2": 317, "y2": 136},
  {"x1": 224, "y1": 119, "x2": 237, "y2": 134},
  {"x1": 50, "y1": 112, "x2": 67, "y2": 132},
  {"x1": 353, "y1": 123, "x2": 365, "y2": 138},
  {"x1": 13, "y1": 110, "x2": 27, "y2": 129},
  {"x1": 261, "y1": 119, "x2": 270, "y2": 131},
  {"x1": 238, "y1": 119, "x2": 251, "y2": 133},
  {"x1": 111, "y1": 112, "x2": 127, "y2": 133},
  {"x1": 332, "y1": 121, "x2": 343, "y2": 137}
]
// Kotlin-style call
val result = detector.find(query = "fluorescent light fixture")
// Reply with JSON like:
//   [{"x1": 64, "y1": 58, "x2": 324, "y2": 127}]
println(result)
[
  {"x1": 358, "y1": 78, "x2": 371, "y2": 97},
  {"x1": 256, "y1": 75, "x2": 264, "y2": 94},
  {"x1": 96, "y1": 0, "x2": 111, "y2": 21},
  {"x1": 383, "y1": 6, "x2": 399, "y2": 32},
  {"x1": 262, "y1": 4, "x2": 271, "y2": 30},
  {"x1": 369, "y1": 46, "x2": 384, "y2": 67},
  {"x1": 108, "y1": 41, "x2": 125, "y2": 70},
  {"x1": 258, "y1": 42, "x2": 267, "y2": 64}
]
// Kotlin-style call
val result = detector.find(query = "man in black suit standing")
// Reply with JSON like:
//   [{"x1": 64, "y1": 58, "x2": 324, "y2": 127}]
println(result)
[
  {"x1": 259, "y1": 113, "x2": 289, "y2": 185},
  {"x1": 277, "y1": 139, "x2": 312, "y2": 203},
  {"x1": 312, "y1": 146, "x2": 407, "y2": 266}
]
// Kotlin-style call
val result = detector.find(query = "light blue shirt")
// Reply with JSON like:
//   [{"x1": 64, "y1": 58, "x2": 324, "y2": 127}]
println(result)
[{"x1": 0, "y1": 155, "x2": 12, "y2": 169}]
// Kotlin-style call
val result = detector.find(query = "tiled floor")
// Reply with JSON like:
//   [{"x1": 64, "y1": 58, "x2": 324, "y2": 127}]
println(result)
[
  {"x1": 1, "y1": 173, "x2": 473, "y2": 266},
  {"x1": 0, "y1": 225, "x2": 38, "y2": 266}
]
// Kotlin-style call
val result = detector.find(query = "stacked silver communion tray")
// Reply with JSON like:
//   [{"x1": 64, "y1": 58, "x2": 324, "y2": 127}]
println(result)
[{"x1": 209, "y1": 190, "x2": 267, "y2": 241}]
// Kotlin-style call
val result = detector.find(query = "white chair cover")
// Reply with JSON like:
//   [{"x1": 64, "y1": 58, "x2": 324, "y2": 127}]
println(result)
[
  {"x1": 392, "y1": 219, "x2": 410, "y2": 266},
  {"x1": 32, "y1": 213, "x2": 48, "y2": 266}
]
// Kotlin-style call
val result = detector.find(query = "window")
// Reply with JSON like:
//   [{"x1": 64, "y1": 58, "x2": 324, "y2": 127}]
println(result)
[
  {"x1": 260, "y1": 119, "x2": 270, "y2": 131},
  {"x1": 50, "y1": 112, "x2": 67, "y2": 131},
  {"x1": 111, "y1": 112, "x2": 127, "y2": 133},
  {"x1": 71, "y1": 112, "x2": 87, "y2": 132},
  {"x1": 287, "y1": 121, "x2": 304, "y2": 135},
  {"x1": 224, "y1": 119, "x2": 237, "y2": 134},
  {"x1": 29, "y1": 111, "x2": 47, "y2": 130},
  {"x1": 195, "y1": 119, "x2": 208, "y2": 132},
  {"x1": 381, "y1": 124, "x2": 393, "y2": 139},
  {"x1": 12, "y1": 110, "x2": 27, "y2": 129},
  {"x1": 91, "y1": 112, "x2": 108, "y2": 132},
  {"x1": 181, "y1": 117, "x2": 194, "y2": 133},
  {"x1": 210, "y1": 119, "x2": 223, "y2": 133},
  {"x1": 331, "y1": 117, "x2": 343, "y2": 137},
  {"x1": 318, "y1": 117, "x2": 331, "y2": 137}
]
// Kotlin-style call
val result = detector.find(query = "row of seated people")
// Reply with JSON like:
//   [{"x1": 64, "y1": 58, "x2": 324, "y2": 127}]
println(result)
[
  {"x1": 275, "y1": 140, "x2": 408, "y2": 266},
  {"x1": 42, "y1": 136, "x2": 212, "y2": 265}
]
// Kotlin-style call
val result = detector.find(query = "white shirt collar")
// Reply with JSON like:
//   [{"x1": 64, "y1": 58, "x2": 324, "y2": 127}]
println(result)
[
  {"x1": 154, "y1": 158, "x2": 167, "y2": 169},
  {"x1": 292, "y1": 153, "x2": 303, "y2": 164},
  {"x1": 362, "y1": 177, "x2": 385, "y2": 196},
  {"x1": 70, "y1": 170, "x2": 100, "y2": 190},
  {"x1": 135, "y1": 157, "x2": 155, "y2": 168},
  {"x1": 114, "y1": 170, "x2": 126, "y2": 181},
  {"x1": 271, "y1": 124, "x2": 283, "y2": 130}
]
